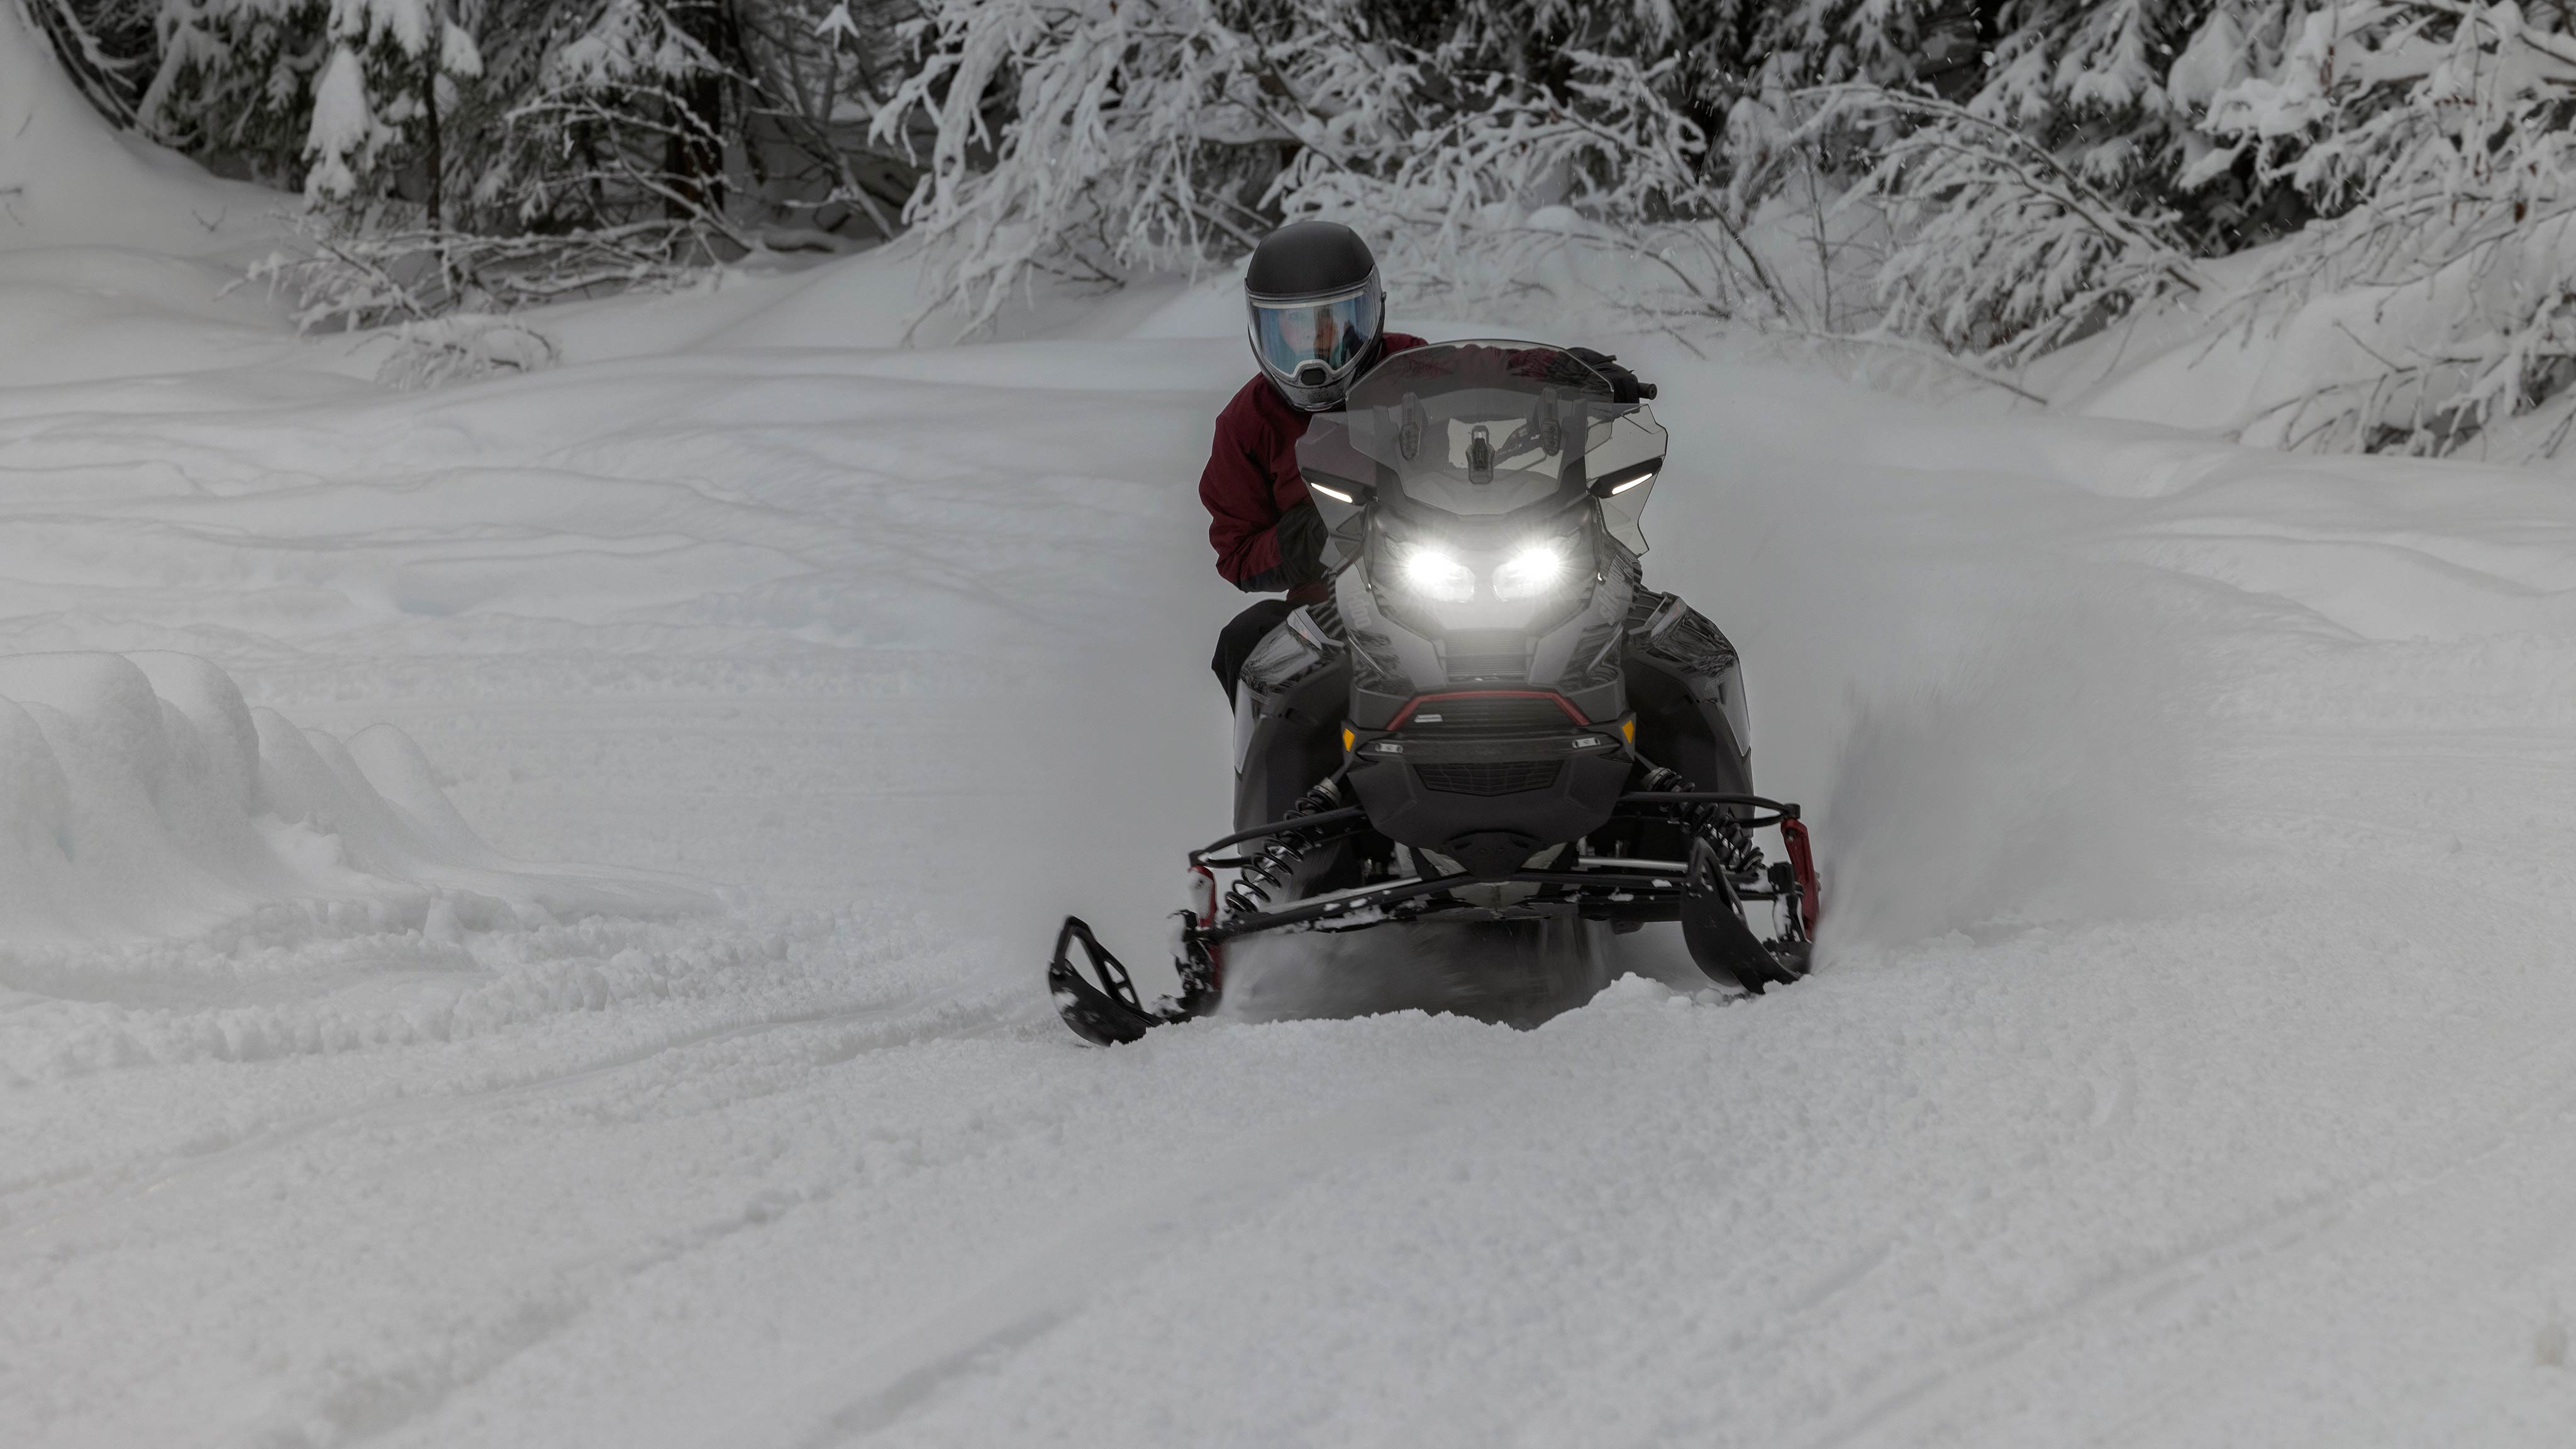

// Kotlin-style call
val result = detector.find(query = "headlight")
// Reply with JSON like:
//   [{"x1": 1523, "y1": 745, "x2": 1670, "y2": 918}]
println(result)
[
  {"x1": 1398, "y1": 545, "x2": 1476, "y2": 602},
  {"x1": 1492, "y1": 541, "x2": 1567, "y2": 601}
]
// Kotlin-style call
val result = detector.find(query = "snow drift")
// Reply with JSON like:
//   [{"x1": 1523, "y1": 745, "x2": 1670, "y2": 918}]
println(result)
[
  {"x1": 0, "y1": 649, "x2": 704, "y2": 945},
  {"x1": 0, "y1": 3, "x2": 271, "y2": 257}
]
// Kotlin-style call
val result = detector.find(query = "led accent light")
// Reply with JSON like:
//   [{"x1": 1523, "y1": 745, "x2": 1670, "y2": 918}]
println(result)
[
  {"x1": 1399, "y1": 545, "x2": 1475, "y2": 602},
  {"x1": 1492, "y1": 541, "x2": 1568, "y2": 601},
  {"x1": 1310, "y1": 480, "x2": 1355, "y2": 504},
  {"x1": 1591, "y1": 462, "x2": 1661, "y2": 497}
]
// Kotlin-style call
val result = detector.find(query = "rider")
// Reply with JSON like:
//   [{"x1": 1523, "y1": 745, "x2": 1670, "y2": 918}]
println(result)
[
  {"x1": 1202, "y1": 221, "x2": 1419, "y2": 700},
  {"x1": 1202, "y1": 222, "x2": 1653, "y2": 699}
]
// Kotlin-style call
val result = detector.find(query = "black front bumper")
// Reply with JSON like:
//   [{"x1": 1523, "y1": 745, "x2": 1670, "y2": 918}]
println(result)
[{"x1": 1345, "y1": 724, "x2": 1631, "y2": 878}]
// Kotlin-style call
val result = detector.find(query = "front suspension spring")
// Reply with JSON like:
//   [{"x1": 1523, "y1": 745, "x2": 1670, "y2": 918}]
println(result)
[
  {"x1": 1636, "y1": 763, "x2": 1758, "y2": 878},
  {"x1": 1223, "y1": 777, "x2": 1348, "y2": 919}
]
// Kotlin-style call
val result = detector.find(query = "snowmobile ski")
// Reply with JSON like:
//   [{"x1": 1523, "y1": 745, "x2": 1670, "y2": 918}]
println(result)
[
  {"x1": 1046, "y1": 917, "x2": 1165, "y2": 1046},
  {"x1": 1047, "y1": 915, "x2": 1223, "y2": 1046}
]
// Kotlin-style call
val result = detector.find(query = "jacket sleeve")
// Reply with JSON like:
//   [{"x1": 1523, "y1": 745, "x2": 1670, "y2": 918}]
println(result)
[{"x1": 1200, "y1": 406, "x2": 1287, "y2": 589}]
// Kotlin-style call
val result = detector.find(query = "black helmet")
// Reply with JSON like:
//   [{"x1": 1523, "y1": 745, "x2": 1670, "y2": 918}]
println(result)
[{"x1": 1245, "y1": 221, "x2": 1384, "y2": 412}]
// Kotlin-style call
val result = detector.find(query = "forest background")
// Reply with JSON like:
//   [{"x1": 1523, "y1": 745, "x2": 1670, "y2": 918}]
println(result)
[{"x1": 26, "y1": 0, "x2": 2576, "y2": 457}]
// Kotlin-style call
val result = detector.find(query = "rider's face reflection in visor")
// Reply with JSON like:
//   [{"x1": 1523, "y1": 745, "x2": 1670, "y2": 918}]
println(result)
[{"x1": 1253, "y1": 289, "x2": 1380, "y2": 381}]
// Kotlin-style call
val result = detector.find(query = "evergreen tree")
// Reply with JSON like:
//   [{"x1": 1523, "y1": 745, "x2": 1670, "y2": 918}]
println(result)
[{"x1": 2193, "y1": 2, "x2": 2576, "y2": 453}]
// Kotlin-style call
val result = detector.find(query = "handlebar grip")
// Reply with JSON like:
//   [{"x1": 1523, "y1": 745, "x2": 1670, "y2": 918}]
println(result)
[{"x1": 1638, "y1": 382, "x2": 1658, "y2": 401}]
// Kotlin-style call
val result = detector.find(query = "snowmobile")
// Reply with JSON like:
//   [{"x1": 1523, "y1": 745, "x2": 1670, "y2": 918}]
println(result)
[{"x1": 1051, "y1": 341, "x2": 1820, "y2": 1045}]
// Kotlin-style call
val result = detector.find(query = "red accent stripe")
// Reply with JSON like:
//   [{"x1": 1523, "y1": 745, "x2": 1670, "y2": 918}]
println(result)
[
  {"x1": 1189, "y1": 862, "x2": 1226, "y2": 982},
  {"x1": 1780, "y1": 817, "x2": 1822, "y2": 936},
  {"x1": 1389, "y1": 690, "x2": 1589, "y2": 730}
]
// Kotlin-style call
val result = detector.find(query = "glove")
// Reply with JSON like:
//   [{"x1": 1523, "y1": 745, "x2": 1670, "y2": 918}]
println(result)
[
  {"x1": 1565, "y1": 346, "x2": 1656, "y2": 404},
  {"x1": 1275, "y1": 499, "x2": 1330, "y2": 587}
]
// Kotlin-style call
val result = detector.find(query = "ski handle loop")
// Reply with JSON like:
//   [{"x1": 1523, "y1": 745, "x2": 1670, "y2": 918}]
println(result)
[
  {"x1": 1779, "y1": 816, "x2": 1822, "y2": 937},
  {"x1": 1187, "y1": 804, "x2": 1368, "y2": 869},
  {"x1": 1611, "y1": 791, "x2": 1801, "y2": 830},
  {"x1": 1053, "y1": 916, "x2": 1144, "y2": 1012}
]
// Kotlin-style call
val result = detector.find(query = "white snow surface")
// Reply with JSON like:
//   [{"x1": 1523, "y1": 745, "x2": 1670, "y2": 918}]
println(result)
[
  {"x1": 0, "y1": 648, "x2": 702, "y2": 947},
  {"x1": 14, "y1": 40, "x2": 2576, "y2": 1449}
]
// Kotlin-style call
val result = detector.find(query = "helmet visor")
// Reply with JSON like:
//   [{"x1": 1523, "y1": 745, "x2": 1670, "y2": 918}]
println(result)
[{"x1": 1251, "y1": 287, "x2": 1382, "y2": 388}]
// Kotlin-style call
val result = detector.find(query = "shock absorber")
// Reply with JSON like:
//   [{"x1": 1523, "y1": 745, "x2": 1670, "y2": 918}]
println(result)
[
  {"x1": 1223, "y1": 776, "x2": 1348, "y2": 919},
  {"x1": 1637, "y1": 764, "x2": 1689, "y2": 795},
  {"x1": 1635, "y1": 763, "x2": 1759, "y2": 879}
]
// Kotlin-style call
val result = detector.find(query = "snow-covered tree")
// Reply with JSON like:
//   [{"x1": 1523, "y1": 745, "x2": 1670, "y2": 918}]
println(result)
[
  {"x1": 9, "y1": 0, "x2": 898, "y2": 372},
  {"x1": 1743, "y1": 3, "x2": 2240, "y2": 372},
  {"x1": 1792, "y1": 82, "x2": 2210, "y2": 368},
  {"x1": 877, "y1": 0, "x2": 1802, "y2": 333},
  {"x1": 733, "y1": 0, "x2": 918, "y2": 240},
  {"x1": 1275, "y1": 3, "x2": 1779, "y2": 319},
  {"x1": 870, "y1": 0, "x2": 1299, "y2": 330},
  {"x1": 300, "y1": 0, "x2": 484, "y2": 217},
  {"x1": 2189, "y1": 2, "x2": 2576, "y2": 454},
  {"x1": 37, "y1": 1, "x2": 921, "y2": 258},
  {"x1": 21, "y1": 0, "x2": 153, "y2": 125},
  {"x1": 34, "y1": 0, "x2": 2576, "y2": 458}
]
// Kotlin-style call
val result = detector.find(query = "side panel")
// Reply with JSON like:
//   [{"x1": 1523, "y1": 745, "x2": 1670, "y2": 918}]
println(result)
[
  {"x1": 1596, "y1": 595, "x2": 1753, "y2": 863},
  {"x1": 1622, "y1": 592, "x2": 1750, "y2": 794},
  {"x1": 1625, "y1": 655, "x2": 1751, "y2": 799},
  {"x1": 1234, "y1": 655, "x2": 1352, "y2": 833}
]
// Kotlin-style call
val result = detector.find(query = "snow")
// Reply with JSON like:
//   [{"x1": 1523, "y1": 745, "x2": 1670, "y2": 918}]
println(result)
[
  {"x1": 303, "y1": 47, "x2": 384, "y2": 201},
  {"x1": 0, "y1": 4, "x2": 272, "y2": 257},
  {"x1": 17, "y1": 26, "x2": 2576, "y2": 1449},
  {"x1": 0, "y1": 648, "x2": 698, "y2": 947}
]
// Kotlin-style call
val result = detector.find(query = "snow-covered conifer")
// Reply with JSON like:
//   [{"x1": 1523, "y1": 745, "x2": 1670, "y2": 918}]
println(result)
[
  {"x1": 1772, "y1": 2, "x2": 2236, "y2": 369},
  {"x1": 879, "y1": 0, "x2": 1799, "y2": 332},
  {"x1": 2192, "y1": 3, "x2": 2576, "y2": 454}
]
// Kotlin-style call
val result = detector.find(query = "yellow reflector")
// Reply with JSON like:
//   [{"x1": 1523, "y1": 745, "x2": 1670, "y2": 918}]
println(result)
[
  {"x1": 1343, "y1": 727, "x2": 1357, "y2": 753},
  {"x1": 1621, "y1": 718, "x2": 1636, "y2": 746}
]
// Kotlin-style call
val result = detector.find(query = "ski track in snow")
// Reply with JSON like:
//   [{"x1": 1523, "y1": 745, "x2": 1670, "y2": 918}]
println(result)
[{"x1": 18, "y1": 143, "x2": 2576, "y2": 1449}]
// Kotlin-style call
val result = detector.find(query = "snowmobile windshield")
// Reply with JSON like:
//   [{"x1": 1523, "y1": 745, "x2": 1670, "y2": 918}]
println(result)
[
  {"x1": 1250, "y1": 286, "x2": 1383, "y2": 389},
  {"x1": 1296, "y1": 341, "x2": 1667, "y2": 538}
]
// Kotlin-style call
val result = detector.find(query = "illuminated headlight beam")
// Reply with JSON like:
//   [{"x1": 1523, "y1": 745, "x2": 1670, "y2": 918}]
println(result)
[
  {"x1": 1492, "y1": 541, "x2": 1568, "y2": 601},
  {"x1": 1399, "y1": 545, "x2": 1476, "y2": 602}
]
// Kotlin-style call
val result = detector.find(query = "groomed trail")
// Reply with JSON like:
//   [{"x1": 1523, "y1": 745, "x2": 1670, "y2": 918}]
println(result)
[{"x1": 16, "y1": 44, "x2": 2576, "y2": 1449}]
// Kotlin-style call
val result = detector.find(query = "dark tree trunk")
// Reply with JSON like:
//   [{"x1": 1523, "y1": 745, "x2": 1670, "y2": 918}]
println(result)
[
  {"x1": 422, "y1": 38, "x2": 445, "y2": 232},
  {"x1": 665, "y1": 0, "x2": 735, "y2": 221}
]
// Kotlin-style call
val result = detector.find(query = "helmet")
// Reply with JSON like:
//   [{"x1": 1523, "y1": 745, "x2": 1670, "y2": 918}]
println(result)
[{"x1": 1245, "y1": 221, "x2": 1384, "y2": 412}]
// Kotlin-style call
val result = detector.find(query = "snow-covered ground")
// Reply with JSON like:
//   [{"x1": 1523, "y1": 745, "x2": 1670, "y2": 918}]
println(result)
[{"x1": 16, "y1": 28, "x2": 2576, "y2": 1448}]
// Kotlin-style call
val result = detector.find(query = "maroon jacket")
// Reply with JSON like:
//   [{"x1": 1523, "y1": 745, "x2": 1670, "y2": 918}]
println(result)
[{"x1": 1200, "y1": 333, "x2": 1426, "y2": 602}]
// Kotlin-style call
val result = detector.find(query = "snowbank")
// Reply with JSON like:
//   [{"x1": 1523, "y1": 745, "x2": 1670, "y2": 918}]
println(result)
[
  {"x1": 0, "y1": 11, "x2": 370, "y2": 396},
  {"x1": 2045, "y1": 240, "x2": 2576, "y2": 469},
  {"x1": 0, "y1": 6, "x2": 272, "y2": 257},
  {"x1": 0, "y1": 650, "x2": 704, "y2": 945}
]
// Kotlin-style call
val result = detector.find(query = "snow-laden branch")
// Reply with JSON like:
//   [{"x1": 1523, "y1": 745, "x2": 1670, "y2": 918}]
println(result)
[
  {"x1": 1792, "y1": 82, "x2": 2210, "y2": 371},
  {"x1": 2197, "y1": 1, "x2": 2576, "y2": 455}
]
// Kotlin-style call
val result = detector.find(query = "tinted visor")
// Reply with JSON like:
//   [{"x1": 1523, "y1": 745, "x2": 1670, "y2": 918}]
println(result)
[{"x1": 1251, "y1": 287, "x2": 1382, "y2": 387}]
